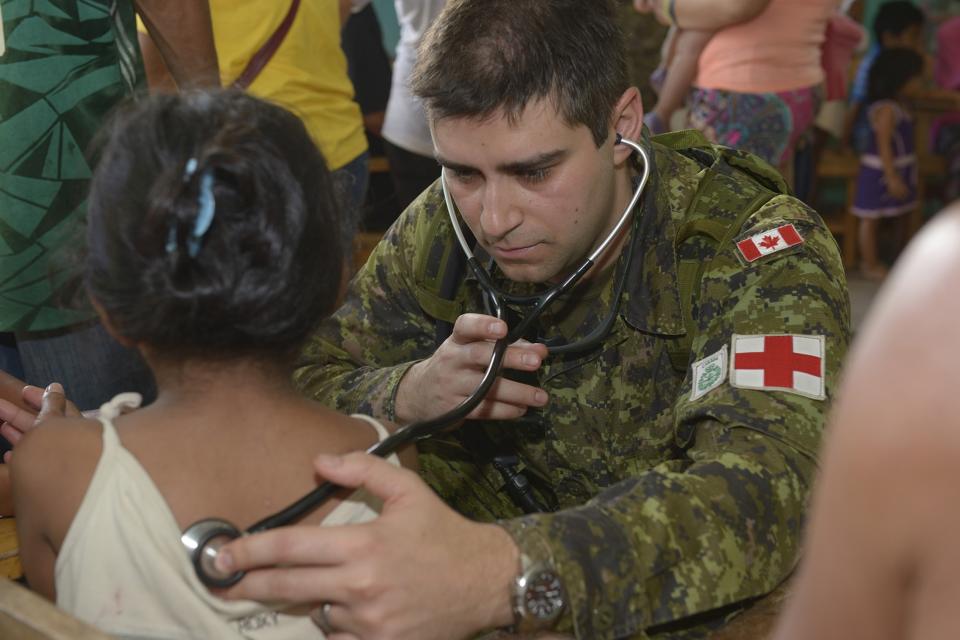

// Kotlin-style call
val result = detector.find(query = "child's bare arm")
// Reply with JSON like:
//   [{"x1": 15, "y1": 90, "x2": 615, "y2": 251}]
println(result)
[
  {"x1": 10, "y1": 428, "x2": 61, "y2": 600},
  {"x1": 10, "y1": 418, "x2": 101, "y2": 600},
  {"x1": 653, "y1": 28, "x2": 713, "y2": 120},
  {"x1": 872, "y1": 104, "x2": 909, "y2": 200}
]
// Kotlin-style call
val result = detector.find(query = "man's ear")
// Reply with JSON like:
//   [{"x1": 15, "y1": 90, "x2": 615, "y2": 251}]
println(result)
[
  {"x1": 610, "y1": 87, "x2": 644, "y2": 165},
  {"x1": 89, "y1": 297, "x2": 136, "y2": 348}
]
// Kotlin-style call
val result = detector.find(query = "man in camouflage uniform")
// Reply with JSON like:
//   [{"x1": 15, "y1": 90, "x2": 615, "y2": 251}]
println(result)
[{"x1": 217, "y1": 1, "x2": 850, "y2": 638}]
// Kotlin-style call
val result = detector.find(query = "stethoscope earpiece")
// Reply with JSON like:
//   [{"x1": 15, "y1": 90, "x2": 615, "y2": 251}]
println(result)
[{"x1": 181, "y1": 518, "x2": 245, "y2": 588}]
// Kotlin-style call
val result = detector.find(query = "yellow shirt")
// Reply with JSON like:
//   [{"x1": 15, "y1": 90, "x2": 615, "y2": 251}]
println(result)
[{"x1": 210, "y1": 0, "x2": 366, "y2": 170}]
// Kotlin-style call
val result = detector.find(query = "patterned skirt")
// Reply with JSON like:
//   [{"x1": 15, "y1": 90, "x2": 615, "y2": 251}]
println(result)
[{"x1": 687, "y1": 85, "x2": 822, "y2": 168}]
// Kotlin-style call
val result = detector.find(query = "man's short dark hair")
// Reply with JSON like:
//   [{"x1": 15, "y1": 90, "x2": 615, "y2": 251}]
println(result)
[
  {"x1": 411, "y1": 0, "x2": 628, "y2": 147},
  {"x1": 874, "y1": 1, "x2": 925, "y2": 42}
]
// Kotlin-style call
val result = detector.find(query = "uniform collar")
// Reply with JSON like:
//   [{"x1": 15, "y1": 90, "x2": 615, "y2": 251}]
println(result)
[{"x1": 621, "y1": 140, "x2": 700, "y2": 337}]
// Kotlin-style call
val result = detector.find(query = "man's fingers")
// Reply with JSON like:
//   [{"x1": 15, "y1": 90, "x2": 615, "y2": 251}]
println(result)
[
  {"x1": 467, "y1": 398, "x2": 529, "y2": 421},
  {"x1": 450, "y1": 313, "x2": 507, "y2": 345},
  {"x1": 0, "y1": 399, "x2": 37, "y2": 433},
  {"x1": 219, "y1": 564, "x2": 354, "y2": 604},
  {"x1": 466, "y1": 340, "x2": 546, "y2": 372},
  {"x1": 313, "y1": 452, "x2": 424, "y2": 506},
  {"x1": 482, "y1": 377, "x2": 548, "y2": 410},
  {"x1": 217, "y1": 525, "x2": 364, "y2": 576}
]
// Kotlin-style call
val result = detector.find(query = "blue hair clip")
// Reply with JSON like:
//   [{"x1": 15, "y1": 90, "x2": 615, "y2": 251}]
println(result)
[
  {"x1": 186, "y1": 170, "x2": 216, "y2": 258},
  {"x1": 165, "y1": 158, "x2": 216, "y2": 257}
]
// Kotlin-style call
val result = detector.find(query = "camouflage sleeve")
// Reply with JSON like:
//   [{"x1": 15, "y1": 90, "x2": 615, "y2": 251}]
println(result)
[
  {"x1": 499, "y1": 194, "x2": 850, "y2": 639},
  {"x1": 293, "y1": 197, "x2": 437, "y2": 421}
]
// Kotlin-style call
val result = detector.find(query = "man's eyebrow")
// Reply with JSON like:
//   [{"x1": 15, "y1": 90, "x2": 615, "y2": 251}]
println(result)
[
  {"x1": 434, "y1": 149, "x2": 567, "y2": 174},
  {"x1": 498, "y1": 149, "x2": 567, "y2": 173}
]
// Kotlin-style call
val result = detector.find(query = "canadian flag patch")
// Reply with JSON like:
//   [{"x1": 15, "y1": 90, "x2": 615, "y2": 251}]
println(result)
[
  {"x1": 730, "y1": 334, "x2": 825, "y2": 400},
  {"x1": 736, "y1": 224, "x2": 804, "y2": 263}
]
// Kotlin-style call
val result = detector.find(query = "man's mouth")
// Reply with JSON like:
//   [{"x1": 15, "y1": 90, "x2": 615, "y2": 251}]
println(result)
[{"x1": 489, "y1": 242, "x2": 540, "y2": 259}]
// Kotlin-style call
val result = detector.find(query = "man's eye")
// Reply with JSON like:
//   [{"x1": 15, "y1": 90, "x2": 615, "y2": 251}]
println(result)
[
  {"x1": 448, "y1": 168, "x2": 477, "y2": 184},
  {"x1": 521, "y1": 167, "x2": 550, "y2": 183}
]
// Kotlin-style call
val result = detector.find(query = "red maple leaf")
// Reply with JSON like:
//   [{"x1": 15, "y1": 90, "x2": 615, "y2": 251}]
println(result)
[{"x1": 759, "y1": 234, "x2": 781, "y2": 250}]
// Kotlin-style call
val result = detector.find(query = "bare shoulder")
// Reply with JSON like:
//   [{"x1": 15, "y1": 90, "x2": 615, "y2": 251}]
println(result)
[
  {"x1": 13, "y1": 415, "x2": 103, "y2": 472},
  {"x1": 298, "y1": 405, "x2": 387, "y2": 454},
  {"x1": 774, "y1": 207, "x2": 960, "y2": 640},
  {"x1": 826, "y1": 206, "x2": 960, "y2": 473},
  {"x1": 11, "y1": 416, "x2": 104, "y2": 539},
  {"x1": 286, "y1": 404, "x2": 417, "y2": 469}
]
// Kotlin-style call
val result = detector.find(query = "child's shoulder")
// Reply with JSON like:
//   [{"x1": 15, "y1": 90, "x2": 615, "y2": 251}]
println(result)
[
  {"x1": 10, "y1": 416, "x2": 105, "y2": 544},
  {"x1": 11, "y1": 416, "x2": 104, "y2": 488},
  {"x1": 16, "y1": 415, "x2": 102, "y2": 452},
  {"x1": 867, "y1": 99, "x2": 909, "y2": 124}
]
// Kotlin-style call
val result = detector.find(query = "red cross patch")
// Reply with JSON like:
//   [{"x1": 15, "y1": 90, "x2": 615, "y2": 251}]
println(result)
[
  {"x1": 730, "y1": 334, "x2": 825, "y2": 400},
  {"x1": 736, "y1": 224, "x2": 804, "y2": 263}
]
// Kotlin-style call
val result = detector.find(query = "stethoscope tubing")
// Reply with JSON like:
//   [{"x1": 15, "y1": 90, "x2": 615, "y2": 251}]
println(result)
[{"x1": 182, "y1": 135, "x2": 651, "y2": 589}]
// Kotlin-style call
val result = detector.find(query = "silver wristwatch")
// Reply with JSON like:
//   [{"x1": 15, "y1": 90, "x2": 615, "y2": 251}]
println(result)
[{"x1": 511, "y1": 560, "x2": 566, "y2": 633}]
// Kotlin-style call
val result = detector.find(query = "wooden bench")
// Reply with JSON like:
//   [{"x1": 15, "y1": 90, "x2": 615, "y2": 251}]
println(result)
[{"x1": 0, "y1": 579, "x2": 111, "y2": 640}]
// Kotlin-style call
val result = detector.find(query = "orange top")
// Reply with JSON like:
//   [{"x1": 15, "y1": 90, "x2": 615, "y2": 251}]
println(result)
[{"x1": 694, "y1": 0, "x2": 838, "y2": 94}]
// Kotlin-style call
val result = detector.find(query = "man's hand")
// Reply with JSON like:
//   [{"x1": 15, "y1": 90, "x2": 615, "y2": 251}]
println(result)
[
  {"x1": 394, "y1": 314, "x2": 549, "y2": 425},
  {"x1": 0, "y1": 383, "x2": 79, "y2": 463},
  {"x1": 217, "y1": 452, "x2": 519, "y2": 640}
]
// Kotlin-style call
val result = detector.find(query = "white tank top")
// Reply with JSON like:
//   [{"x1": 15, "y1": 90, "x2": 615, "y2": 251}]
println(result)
[{"x1": 56, "y1": 392, "x2": 398, "y2": 639}]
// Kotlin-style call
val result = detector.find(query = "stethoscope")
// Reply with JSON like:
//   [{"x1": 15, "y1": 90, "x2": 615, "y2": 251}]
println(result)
[{"x1": 181, "y1": 134, "x2": 651, "y2": 589}]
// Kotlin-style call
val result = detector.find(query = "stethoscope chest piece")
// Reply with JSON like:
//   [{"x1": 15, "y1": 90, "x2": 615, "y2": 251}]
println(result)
[{"x1": 181, "y1": 518, "x2": 245, "y2": 588}]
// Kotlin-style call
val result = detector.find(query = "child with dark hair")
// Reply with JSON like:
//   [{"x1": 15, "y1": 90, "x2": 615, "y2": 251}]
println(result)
[
  {"x1": 852, "y1": 48, "x2": 925, "y2": 280},
  {"x1": 10, "y1": 90, "x2": 409, "y2": 638},
  {"x1": 846, "y1": 1, "x2": 925, "y2": 151}
]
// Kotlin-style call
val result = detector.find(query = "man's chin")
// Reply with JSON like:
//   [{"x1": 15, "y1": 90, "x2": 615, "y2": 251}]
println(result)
[{"x1": 494, "y1": 263, "x2": 556, "y2": 285}]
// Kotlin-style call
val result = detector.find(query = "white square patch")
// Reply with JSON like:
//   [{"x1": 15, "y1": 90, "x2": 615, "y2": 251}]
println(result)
[{"x1": 690, "y1": 346, "x2": 727, "y2": 401}]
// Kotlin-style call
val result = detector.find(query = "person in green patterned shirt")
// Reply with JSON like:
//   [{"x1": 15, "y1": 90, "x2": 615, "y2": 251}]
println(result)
[{"x1": 0, "y1": 0, "x2": 218, "y2": 418}]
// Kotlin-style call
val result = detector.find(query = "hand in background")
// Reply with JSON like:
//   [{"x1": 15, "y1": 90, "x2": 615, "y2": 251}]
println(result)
[{"x1": 0, "y1": 383, "x2": 79, "y2": 463}]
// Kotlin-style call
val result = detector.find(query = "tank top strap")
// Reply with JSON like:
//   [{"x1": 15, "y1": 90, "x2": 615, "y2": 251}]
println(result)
[
  {"x1": 350, "y1": 413, "x2": 392, "y2": 443},
  {"x1": 95, "y1": 392, "x2": 144, "y2": 446}
]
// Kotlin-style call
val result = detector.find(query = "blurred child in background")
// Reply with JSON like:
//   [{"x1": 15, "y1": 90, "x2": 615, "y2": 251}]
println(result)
[{"x1": 852, "y1": 48, "x2": 925, "y2": 280}]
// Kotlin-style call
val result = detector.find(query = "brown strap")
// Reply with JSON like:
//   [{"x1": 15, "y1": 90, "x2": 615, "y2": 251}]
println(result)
[{"x1": 231, "y1": 0, "x2": 300, "y2": 90}]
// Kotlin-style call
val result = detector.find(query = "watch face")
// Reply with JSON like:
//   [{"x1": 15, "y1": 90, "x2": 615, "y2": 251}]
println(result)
[{"x1": 523, "y1": 571, "x2": 565, "y2": 621}]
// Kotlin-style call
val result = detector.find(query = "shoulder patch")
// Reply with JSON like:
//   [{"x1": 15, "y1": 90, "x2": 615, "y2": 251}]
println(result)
[
  {"x1": 690, "y1": 346, "x2": 728, "y2": 401},
  {"x1": 736, "y1": 223, "x2": 804, "y2": 263},
  {"x1": 730, "y1": 334, "x2": 825, "y2": 400}
]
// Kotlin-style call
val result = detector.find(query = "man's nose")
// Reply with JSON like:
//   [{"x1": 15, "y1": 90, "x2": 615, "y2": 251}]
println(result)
[{"x1": 479, "y1": 179, "x2": 522, "y2": 239}]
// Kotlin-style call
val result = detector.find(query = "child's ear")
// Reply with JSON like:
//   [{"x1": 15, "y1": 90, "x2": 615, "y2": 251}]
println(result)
[{"x1": 90, "y1": 297, "x2": 136, "y2": 348}]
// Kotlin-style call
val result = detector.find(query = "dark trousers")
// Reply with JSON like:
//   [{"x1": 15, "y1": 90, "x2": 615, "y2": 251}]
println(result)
[{"x1": 383, "y1": 140, "x2": 441, "y2": 213}]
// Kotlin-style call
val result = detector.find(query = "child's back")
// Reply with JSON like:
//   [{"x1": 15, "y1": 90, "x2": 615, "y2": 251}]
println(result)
[{"x1": 10, "y1": 91, "x2": 406, "y2": 638}]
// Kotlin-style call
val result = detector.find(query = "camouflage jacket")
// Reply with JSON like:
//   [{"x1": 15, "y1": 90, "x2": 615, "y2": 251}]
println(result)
[{"x1": 295, "y1": 132, "x2": 851, "y2": 639}]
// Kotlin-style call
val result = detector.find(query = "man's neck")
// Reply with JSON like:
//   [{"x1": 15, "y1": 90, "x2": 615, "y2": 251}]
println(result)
[{"x1": 584, "y1": 164, "x2": 640, "y2": 284}]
